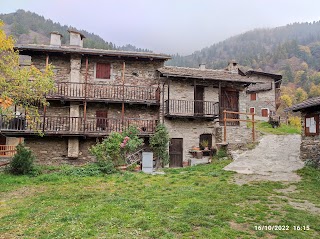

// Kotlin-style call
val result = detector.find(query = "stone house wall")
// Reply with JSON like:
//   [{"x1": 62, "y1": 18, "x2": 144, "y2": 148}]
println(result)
[
  {"x1": 161, "y1": 78, "x2": 254, "y2": 163},
  {"x1": 24, "y1": 137, "x2": 96, "y2": 165},
  {"x1": 300, "y1": 110, "x2": 320, "y2": 165},
  {"x1": 246, "y1": 76, "x2": 276, "y2": 120}
]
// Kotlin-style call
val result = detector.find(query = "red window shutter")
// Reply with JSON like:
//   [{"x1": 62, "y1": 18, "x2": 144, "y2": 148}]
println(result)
[
  {"x1": 250, "y1": 93, "x2": 257, "y2": 101},
  {"x1": 96, "y1": 63, "x2": 110, "y2": 79},
  {"x1": 261, "y1": 109, "x2": 268, "y2": 117},
  {"x1": 250, "y1": 107, "x2": 255, "y2": 114}
]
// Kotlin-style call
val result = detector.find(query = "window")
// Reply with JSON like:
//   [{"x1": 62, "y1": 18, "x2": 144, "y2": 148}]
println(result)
[
  {"x1": 305, "y1": 114, "x2": 319, "y2": 136},
  {"x1": 96, "y1": 111, "x2": 108, "y2": 129},
  {"x1": 250, "y1": 93, "x2": 257, "y2": 101},
  {"x1": 249, "y1": 107, "x2": 255, "y2": 114},
  {"x1": 261, "y1": 108, "x2": 269, "y2": 117},
  {"x1": 96, "y1": 63, "x2": 110, "y2": 79}
]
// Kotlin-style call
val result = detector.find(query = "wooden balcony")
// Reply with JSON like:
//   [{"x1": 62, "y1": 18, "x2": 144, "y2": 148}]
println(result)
[
  {"x1": 165, "y1": 99, "x2": 219, "y2": 119},
  {"x1": 47, "y1": 82, "x2": 160, "y2": 105},
  {"x1": 0, "y1": 115, "x2": 157, "y2": 137}
]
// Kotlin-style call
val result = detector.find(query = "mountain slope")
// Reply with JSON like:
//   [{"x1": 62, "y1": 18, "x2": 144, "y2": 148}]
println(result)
[{"x1": 0, "y1": 9, "x2": 151, "y2": 52}]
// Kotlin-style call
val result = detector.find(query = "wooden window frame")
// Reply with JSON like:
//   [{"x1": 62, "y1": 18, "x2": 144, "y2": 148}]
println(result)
[
  {"x1": 261, "y1": 108, "x2": 269, "y2": 117},
  {"x1": 250, "y1": 93, "x2": 257, "y2": 101},
  {"x1": 305, "y1": 114, "x2": 319, "y2": 136},
  {"x1": 95, "y1": 63, "x2": 111, "y2": 80},
  {"x1": 249, "y1": 107, "x2": 255, "y2": 114}
]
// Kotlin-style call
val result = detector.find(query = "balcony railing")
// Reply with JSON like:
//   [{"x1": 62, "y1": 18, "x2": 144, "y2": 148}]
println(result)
[
  {"x1": 165, "y1": 99, "x2": 219, "y2": 119},
  {"x1": 0, "y1": 115, "x2": 157, "y2": 136},
  {"x1": 47, "y1": 82, "x2": 160, "y2": 104}
]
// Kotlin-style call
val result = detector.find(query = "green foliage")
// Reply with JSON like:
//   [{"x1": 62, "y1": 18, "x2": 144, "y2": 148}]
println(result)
[
  {"x1": 216, "y1": 148, "x2": 228, "y2": 158},
  {"x1": 256, "y1": 121, "x2": 301, "y2": 135},
  {"x1": 90, "y1": 126, "x2": 143, "y2": 167},
  {"x1": 288, "y1": 116, "x2": 302, "y2": 129},
  {"x1": 8, "y1": 144, "x2": 36, "y2": 175},
  {"x1": 150, "y1": 124, "x2": 170, "y2": 167}
]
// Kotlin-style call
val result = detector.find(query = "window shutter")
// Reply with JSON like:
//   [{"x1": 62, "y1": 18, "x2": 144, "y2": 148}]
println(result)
[
  {"x1": 261, "y1": 109, "x2": 268, "y2": 117},
  {"x1": 250, "y1": 107, "x2": 255, "y2": 114},
  {"x1": 96, "y1": 63, "x2": 110, "y2": 79},
  {"x1": 250, "y1": 93, "x2": 257, "y2": 101}
]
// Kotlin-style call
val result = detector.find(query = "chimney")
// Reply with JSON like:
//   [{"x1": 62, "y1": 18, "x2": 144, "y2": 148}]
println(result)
[
  {"x1": 227, "y1": 60, "x2": 239, "y2": 73},
  {"x1": 50, "y1": 32, "x2": 63, "y2": 47},
  {"x1": 68, "y1": 29, "x2": 86, "y2": 47},
  {"x1": 199, "y1": 63, "x2": 206, "y2": 70}
]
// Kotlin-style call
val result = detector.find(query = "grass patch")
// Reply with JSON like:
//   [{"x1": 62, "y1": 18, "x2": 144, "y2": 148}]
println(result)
[
  {"x1": 0, "y1": 162, "x2": 319, "y2": 238},
  {"x1": 253, "y1": 121, "x2": 301, "y2": 135}
]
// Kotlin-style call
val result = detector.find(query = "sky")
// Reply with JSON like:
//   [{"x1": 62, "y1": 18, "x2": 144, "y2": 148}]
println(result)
[{"x1": 1, "y1": 0, "x2": 320, "y2": 55}]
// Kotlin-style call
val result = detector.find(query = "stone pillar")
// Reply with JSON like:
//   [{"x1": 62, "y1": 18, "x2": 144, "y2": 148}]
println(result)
[{"x1": 68, "y1": 56, "x2": 81, "y2": 158}]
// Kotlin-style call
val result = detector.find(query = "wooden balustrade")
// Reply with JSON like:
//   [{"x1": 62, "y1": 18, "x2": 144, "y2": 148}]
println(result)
[
  {"x1": 0, "y1": 145, "x2": 17, "y2": 157},
  {"x1": 47, "y1": 82, "x2": 160, "y2": 104},
  {"x1": 165, "y1": 99, "x2": 219, "y2": 118},
  {"x1": 0, "y1": 115, "x2": 157, "y2": 136}
]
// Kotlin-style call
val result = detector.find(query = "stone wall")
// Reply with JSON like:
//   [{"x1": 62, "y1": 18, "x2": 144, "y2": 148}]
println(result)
[
  {"x1": 246, "y1": 76, "x2": 275, "y2": 120},
  {"x1": 24, "y1": 137, "x2": 96, "y2": 165},
  {"x1": 164, "y1": 119, "x2": 215, "y2": 162}
]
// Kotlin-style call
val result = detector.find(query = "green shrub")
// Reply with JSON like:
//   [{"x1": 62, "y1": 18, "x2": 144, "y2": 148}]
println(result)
[
  {"x1": 216, "y1": 148, "x2": 228, "y2": 158},
  {"x1": 90, "y1": 126, "x2": 143, "y2": 167},
  {"x1": 8, "y1": 144, "x2": 36, "y2": 175},
  {"x1": 150, "y1": 124, "x2": 170, "y2": 167}
]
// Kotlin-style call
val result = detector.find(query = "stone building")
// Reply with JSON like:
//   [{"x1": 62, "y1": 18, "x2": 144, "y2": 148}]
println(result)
[
  {"x1": 157, "y1": 64, "x2": 277, "y2": 166},
  {"x1": 0, "y1": 30, "x2": 170, "y2": 164},
  {"x1": 0, "y1": 32, "x2": 282, "y2": 167},
  {"x1": 287, "y1": 97, "x2": 320, "y2": 166},
  {"x1": 245, "y1": 70, "x2": 282, "y2": 120}
]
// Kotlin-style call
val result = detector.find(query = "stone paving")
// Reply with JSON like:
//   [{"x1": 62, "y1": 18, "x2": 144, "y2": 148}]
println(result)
[{"x1": 224, "y1": 134, "x2": 304, "y2": 183}]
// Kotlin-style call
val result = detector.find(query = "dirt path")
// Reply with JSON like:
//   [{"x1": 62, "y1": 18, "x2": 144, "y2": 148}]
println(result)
[{"x1": 224, "y1": 134, "x2": 304, "y2": 184}]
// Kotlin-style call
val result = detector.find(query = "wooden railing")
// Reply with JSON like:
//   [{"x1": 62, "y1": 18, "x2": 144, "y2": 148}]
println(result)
[
  {"x1": 47, "y1": 82, "x2": 160, "y2": 103},
  {"x1": 0, "y1": 115, "x2": 157, "y2": 135},
  {"x1": 165, "y1": 99, "x2": 219, "y2": 118},
  {"x1": 0, "y1": 145, "x2": 17, "y2": 157}
]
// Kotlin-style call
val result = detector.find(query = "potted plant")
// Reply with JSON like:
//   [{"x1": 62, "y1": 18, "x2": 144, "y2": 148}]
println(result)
[{"x1": 200, "y1": 140, "x2": 209, "y2": 150}]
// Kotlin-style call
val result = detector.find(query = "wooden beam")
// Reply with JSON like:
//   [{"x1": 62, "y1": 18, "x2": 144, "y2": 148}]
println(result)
[
  {"x1": 121, "y1": 61, "x2": 126, "y2": 129},
  {"x1": 83, "y1": 57, "x2": 88, "y2": 133}
]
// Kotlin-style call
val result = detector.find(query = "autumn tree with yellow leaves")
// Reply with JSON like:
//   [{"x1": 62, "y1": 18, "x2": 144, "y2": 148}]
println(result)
[{"x1": 0, "y1": 21, "x2": 54, "y2": 117}]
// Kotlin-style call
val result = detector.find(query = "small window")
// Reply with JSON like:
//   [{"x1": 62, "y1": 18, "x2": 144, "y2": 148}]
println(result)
[
  {"x1": 250, "y1": 93, "x2": 257, "y2": 101},
  {"x1": 305, "y1": 114, "x2": 319, "y2": 136},
  {"x1": 96, "y1": 63, "x2": 110, "y2": 79},
  {"x1": 261, "y1": 108, "x2": 269, "y2": 117},
  {"x1": 96, "y1": 111, "x2": 108, "y2": 129},
  {"x1": 249, "y1": 107, "x2": 255, "y2": 114}
]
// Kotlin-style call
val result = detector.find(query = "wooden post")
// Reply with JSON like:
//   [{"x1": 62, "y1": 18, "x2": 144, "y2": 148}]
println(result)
[
  {"x1": 252, "y1": 113, "x2": 255, "y2": 142},
  {"x1": 121, "y1": 61, "x2": 125, "y2": 130},
  {"x1": 167, "y1": 77, "x2": 170, "y2": 115},
  {"x1": 83, "y1": 57, "x2": 88, "y2": 133},
  {"x1": 223, "y1": 110, "x2": 227, "y2": 142},
  {"x1": 43, "y1": 54, "x2": 49, "y2": 133}
]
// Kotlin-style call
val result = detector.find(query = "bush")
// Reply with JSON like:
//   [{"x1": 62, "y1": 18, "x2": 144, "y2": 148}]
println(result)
[
  {"x1": 90, "y1": 126, "x2": 143, "y2": 167},
  {"x1": 288, "y1": 116, "x2": 301, "y2": 129},
  {"x1": 8, "y1": 144, "x2": 36, "y2": 175},
  {"x1": 150, "y1": 124, "x2": 170, "y2": 167}
]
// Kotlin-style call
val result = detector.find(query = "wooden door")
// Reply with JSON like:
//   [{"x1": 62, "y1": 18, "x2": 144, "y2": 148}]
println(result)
[
  {"x1": 96, "y1": 110, "x2": 108, "y2": 130},
  {"x1": 220, "y1": 89, "x2": 239, "y2": 126},
  {"x1": 194, "y1": 86, "x2": 204, "y2": 115},
  {"x1": 169, "y1": 138, "x2": 183, "y2": 167}
]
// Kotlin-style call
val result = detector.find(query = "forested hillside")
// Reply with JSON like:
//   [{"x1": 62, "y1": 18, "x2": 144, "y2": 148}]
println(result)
[
  {"x1": 0, "y1": 9, "x2": 151, "y2": 52},
  {"x1": 168, "y1": 21, "x2": 320, "y2": 107}
]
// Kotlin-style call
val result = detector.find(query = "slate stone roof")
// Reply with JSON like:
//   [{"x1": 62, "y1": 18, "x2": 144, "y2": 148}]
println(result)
[
  {"x1": 246, "y1": 83, "x2": 272, "y2": 93},
  {"x1": 15, "y1": 44, "x2": 171, "y2": 60},
  {"x1": 285, "y1": 96, "x2": 320, "y2": 112},
  {"x1": 158, "y1": 66, "x2": 266, "y2": 84}
]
